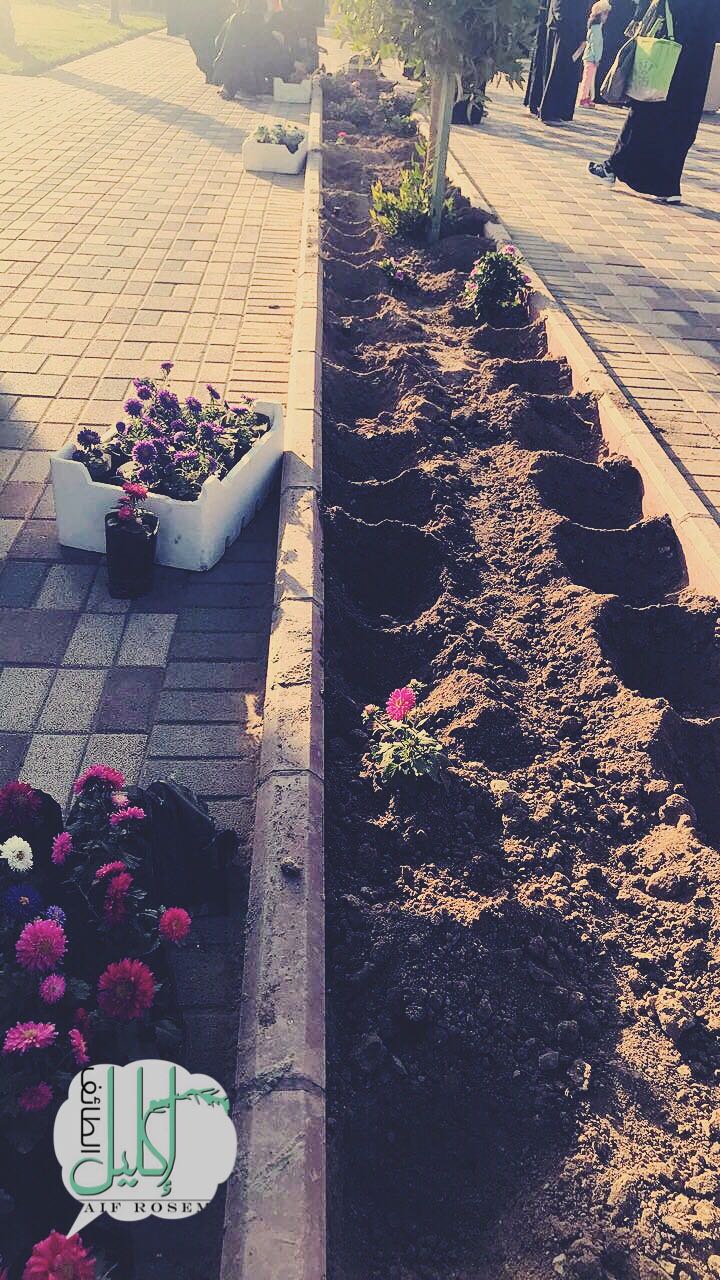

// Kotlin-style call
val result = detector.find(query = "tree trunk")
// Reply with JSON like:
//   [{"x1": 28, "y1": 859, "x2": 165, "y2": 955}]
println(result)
[
  {"x1": 0, "y1": 0, "x2": 16, "y2": 51},
  {"x1": 110, "y1": 0, "x2": 121, "y2": 23},
  {"x1": 427, "y1": 70, "x2": 454, "y2": 243}
]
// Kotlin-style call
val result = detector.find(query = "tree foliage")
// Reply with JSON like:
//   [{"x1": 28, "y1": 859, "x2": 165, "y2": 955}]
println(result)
[{"x1": 334, "y1": 0, "x2": 539, "y2": 92}]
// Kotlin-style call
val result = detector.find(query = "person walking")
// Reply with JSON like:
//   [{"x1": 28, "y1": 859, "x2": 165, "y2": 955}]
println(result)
[
  {"x1": 533, "y1": 0, "x2": 589, "y2": 124},
  {"x1": 578, "y1": 0, "x2": 611, "y2": 105},
  {"x1": 525, "y1": 0, "x2": 551, "y2": 114},
  {"x1": 589, "y1": 0, "x2": 720, "y2": 201}
]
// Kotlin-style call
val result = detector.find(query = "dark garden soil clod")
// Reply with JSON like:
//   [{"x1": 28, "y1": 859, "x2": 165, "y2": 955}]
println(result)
[{"x1": 322, "y1": 72, "x2": 720, "y2": 1280}]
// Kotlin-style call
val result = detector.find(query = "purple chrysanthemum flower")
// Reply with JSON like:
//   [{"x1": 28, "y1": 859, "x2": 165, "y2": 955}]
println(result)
[
  {"x1": 175, "y1": 449, "x2": 199, "y2": 463},
  {"x1": 124, "y1": 398, "x2": 142, "y2": 417},
  {"x1": 77, "y1": 428, "x2": 101, "y2": 448},
  {"x1": 157, "y1": 390, "x2": 179, "y2": 412},
  {"x1": 161, "y1": 361, "x2": 174, "y2": 373},
  {"x1": 45, "y1": 905, "x2": 66, "y2": 926},
  {"x1": 115, "y1": 420, "x2": 126, "y2": 435},
  {"x1": 185, "y1": 396, "x2": 202, "y2": 415},
  {"x1": 132, "y1": 440, "x2": 158, "y2": 465},
  {"x1": 206, "y1": 384, "x2": 220, "y2": 401}
]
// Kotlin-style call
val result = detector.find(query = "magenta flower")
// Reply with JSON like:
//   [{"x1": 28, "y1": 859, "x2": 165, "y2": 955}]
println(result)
[
  {"x1": 51, "y1": 832, "x2": 73, "y2": 866},
  {"x1": 94, "y1": 860, "x2": 126, "y2": 880},
  {"x1": 73, "y1": 765, "x2": 125, "y2": 795},
  {"x1": 16, "y1": 919, "x2": 67, "y2": 973},
  {"x1": 98, "y1": 958, "x2": 155, "y2": 1020},
  {"x1": 23, "y1": 1232, "x2": 96, "y2": 1280},
  {"x1": 502, "y1": 243, "x2": 519, "y2": 256},
  {"x1": 109, "y1": 806, "x2": 145, "y2": 827},
  {"x1": 19, "y1": 1082, "x2": 53, "y2": 1113},
  {"x1": 39, "y1": 974, "x2": 66, "y2": 1004},
  {"x1": 159, "y1": 907, "x2": 192, "y2": 943},
  {"x1": 0, "y1": 781, "x2": 41, "y2": 824},
  {"x1": 69, "y1": 1027, "x2": 90, "y2": 1067},
  {"x1": 3, "y1": 1021, "x2": 57, "y2": 1054},
  {"x1": 103, "y1": 872, "x2": 133, "y2": 925},
  {"x1": 386, "y1": 686, "x2": 417, "y2": 722}
]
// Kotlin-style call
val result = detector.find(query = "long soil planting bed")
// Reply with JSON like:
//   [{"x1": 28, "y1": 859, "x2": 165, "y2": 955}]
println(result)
[{"x1": 323, "y1": 72, "x2": 720, "y2": 1280}]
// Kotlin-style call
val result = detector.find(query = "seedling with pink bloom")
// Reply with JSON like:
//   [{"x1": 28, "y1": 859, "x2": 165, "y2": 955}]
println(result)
[{"x1": 362, "y1": 681, "x2": 445, "y2": 782}]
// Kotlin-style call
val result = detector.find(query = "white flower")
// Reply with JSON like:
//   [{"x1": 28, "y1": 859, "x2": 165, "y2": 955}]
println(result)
[{"x1": 1, "y1": 835, "x2": 33, "y2": 873}]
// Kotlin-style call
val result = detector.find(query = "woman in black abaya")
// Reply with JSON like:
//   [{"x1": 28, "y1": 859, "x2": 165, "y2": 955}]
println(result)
[
  {"x1": 589, "y1": 0, "x2": 720, "y2": 199},
  {"x1": 535, "y1": 0, "x2": 587, "y2": 122},
  {"x1": 525, "y1": 0, "x2": 550, "y2": 114}
]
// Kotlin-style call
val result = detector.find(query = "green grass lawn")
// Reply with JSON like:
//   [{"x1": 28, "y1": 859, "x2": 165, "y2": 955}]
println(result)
[{"x1": 0, "y1": 0, "x2": 164, "y2": 73}]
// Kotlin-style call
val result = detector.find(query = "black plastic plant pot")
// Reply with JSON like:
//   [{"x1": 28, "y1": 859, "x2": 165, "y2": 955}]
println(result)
[{"x1": 105, "y1": 510, "x2": 159, "y2": 599}]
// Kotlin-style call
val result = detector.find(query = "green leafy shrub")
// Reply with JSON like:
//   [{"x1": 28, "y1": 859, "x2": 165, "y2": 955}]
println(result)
[
  {"x1": 371, "y1": 159, "x2": 454, "y2": 239},
  {"x1": 379, "y1": 90, "x2": 417, "y2": 135},
  {"x1": 463, "y1": 244, "x2": 531, "y2": 320},
  {"x1": 362, "y1": 683, "x2": 445, "y2": 783}
]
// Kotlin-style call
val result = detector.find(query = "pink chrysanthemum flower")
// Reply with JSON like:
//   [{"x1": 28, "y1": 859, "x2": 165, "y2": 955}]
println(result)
[
  {"x1": 69, "y1": 1027, "x2": 89, "y2": 1067},
  {"x1": 51, "y1": 832, "x2": 73, "y2": 866},
  {"x1": 98, "y1": 958, "x2": 155, "y2": 1021},
  {"x1": 108, "y1": 806, "x2": 145, "y2": 827},
  {"x1": 159, "y1": 907, "x2": 192, "y2": 943},
  {"x1": 103, "y1": 872, "x2": 133, "y2": 925},
  {"x1": 3, "y1": 1021, "x2": 57, "y2": 1054},
  {"x1": 19, "y1": 1081, "x2": 53, "y2": 1113},
  {"x1": 0, "y1": 781, "x2": 41, "y2": 824},
  {"x1": 23, "y1": 1232, "x2": 96, "y2": 1280},
  {"x1": 73, "y1": 765, "x2": 126, "y2": 795},
  {"x1": 94, "y1": 860, "x2": 126, "y2": 880},
  {"x1": 39, "y1": 974, "x2": 66, "y2": 1005},
  {"x1": 16, "y1": 919, "x2": 67, "y2": 973},
  {"x1": 385, "y1": 686, "x2": 416, "y2": 722}
]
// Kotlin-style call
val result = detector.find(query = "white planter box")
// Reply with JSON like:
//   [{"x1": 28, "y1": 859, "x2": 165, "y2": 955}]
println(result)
[
  {"x1": 704, "y1": 44, "x2": 720, "y2": 112},
  {"x1": 51, "y1": 403, "x2": 284, "y2": 572},
  {"x1": 273, "y1": 76, "x2": 312, "y2": 104},
  {"x1": 242, "y1": 136, "x2": 308, "y2": 175}
]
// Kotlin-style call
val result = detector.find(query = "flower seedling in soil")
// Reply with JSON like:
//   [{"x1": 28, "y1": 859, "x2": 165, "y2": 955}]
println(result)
[
  {"x1": 362, "y1": 683, "x2": 445, "y2": 783},
  {"x1": 463, "y1": 243, "x2": 532, "y2": 323},
  {"x1": 252, "y1": 123, "x2": 306, "y2": 153},
  {"x1": 371, "y1": 150, "x2": 454, "y2": 240},
  {"x1": 378, "y1": 90, "x2": 417, "y2": 136},
  {"x1": 72, "y1": 364, "x2": 269, "y2": 501},
  {"x1": 378, "y1": 256, "x2": 413, "y2": 286}
]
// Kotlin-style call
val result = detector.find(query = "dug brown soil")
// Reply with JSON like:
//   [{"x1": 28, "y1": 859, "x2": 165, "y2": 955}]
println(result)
[{"x1": 323, "y1": 74, "x2": 720, "y2": 1280}]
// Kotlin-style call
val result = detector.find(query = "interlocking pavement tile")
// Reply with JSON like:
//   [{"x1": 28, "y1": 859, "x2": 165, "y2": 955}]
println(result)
[
  {"x1": 0, "y1": 608, "x2": 77, "y2": 663},
  {"x1": 62, "y1": 614, "x2": 124, "y2": 666},
  {"x1": 38, "y1": 668, "x2": 107, "y2": 732},
  {"x1": 86, "y1": 568, "x2": 131, "y2": 614},
  {"x1": 163, "y1": 661, "x2": 264, "y2": 690},
  {"x1": 139, "y1": 757, "x2": 255, "y2": 797},
  {"x1": 35, "y1": 563, "x2": 95, "y2": 610},
  {"x1": 117, "y1": 613, "x2": 177, "y2": 666},
  {"x1": 0, "y1": 667, "x2": 54, "y2": 731},
  {"x1": 148, "y1": 722, "x2": 251, "y2": 758},
  {"x1": 0, "y1": 732, "x2": 32, "y2": 782},
  {"x1": 0, "y1": 481, "x2": 42, "y2": 518},
  {"x1": 155, "y1": 689, "x2": 260, "y2": 724},
  {"x1": 81, "y1": 734, "x2": 147, "y2": 787},
  {"x1": 169, "y1": 632, "x2": 262, "y2": 662},
  {"x1": 0, "y1": 560, "x2": 47, "y2": 606},
  {"x1": 20, "y1": 733, "x2": 87, "y2": 802},
  {"x1": 96, "y1": 666, "x2": 164, "y2": 732}
]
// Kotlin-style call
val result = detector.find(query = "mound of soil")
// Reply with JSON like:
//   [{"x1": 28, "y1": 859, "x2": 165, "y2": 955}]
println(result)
[{"x1": 323, "y1": 73, "x2": 720, "y2": 1280}]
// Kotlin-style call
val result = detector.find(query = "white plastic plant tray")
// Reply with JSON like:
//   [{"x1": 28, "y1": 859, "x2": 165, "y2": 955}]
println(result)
[
  {"x1": 50, "y1": 402, "x2": 284, "y2": 573},
  {"x1": 242, "y1": 135, "x2": 308, "y2": 175},
  {"x1": 273, "y1": 76, "x2": 312, "y2": 104}
]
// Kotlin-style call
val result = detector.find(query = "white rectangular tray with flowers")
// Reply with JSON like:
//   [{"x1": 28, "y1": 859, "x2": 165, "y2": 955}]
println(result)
[
  {"x1": 50, "y1": 365, "x2": 284, "y2": 572},
  {"x1": 242, "y1": 123, "x2": 308, "y2": 175}
]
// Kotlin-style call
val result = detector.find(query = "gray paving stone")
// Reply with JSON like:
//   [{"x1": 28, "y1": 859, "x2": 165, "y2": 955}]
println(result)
[
  {"x1": 62, "y1": 614, "x2": 124, "y2": 666},
  {"x1": 20, "y1": 733, "x2": 87, "y2": 802},
  {"x1": 155, "y1": 690, "x2": 260, "y2": 723},
  {"x1": 35, "y1": 563, "x2": 95, "y2": 610},
  {"x1": 117, "y1": 612, "x2": 177, "y2": 666},
  {"x1": 140, "y1": 756, "x2": 255, "y2": 797},
  {"x1": 86, "y1": 569, "x2": 131, "y2": 614},
  {"x1": 148, "y1": 722, "x2": 253, "y2": 758},
  {"x1": 163, "y1": 661, "x2": 263, "y2": 690},
  {"x1": 0, "y1": 666, "x2": 54, "y2": 730},
  {"x1": 38, "y1": 667, "x2": 107, "y2": 731},
  {"x1": 81, "y1": 733, "x2": 147, "y2": 787},
  {"x1": 0, "y1": 560, "x2": 47, "y2": 606}
]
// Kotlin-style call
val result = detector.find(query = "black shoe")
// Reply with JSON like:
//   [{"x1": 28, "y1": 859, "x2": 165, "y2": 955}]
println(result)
[{"x1": 588, "y1": 160, "x2": 616, "y2": 185}]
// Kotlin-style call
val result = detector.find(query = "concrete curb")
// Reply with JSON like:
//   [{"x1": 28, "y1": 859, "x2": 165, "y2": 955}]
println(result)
[
  {"x1": 444, "y1": 141, "x2": 720, "y2": 602},
  {"x1": 221, "y1": 82, "x2": 325, "y2": 1280}
]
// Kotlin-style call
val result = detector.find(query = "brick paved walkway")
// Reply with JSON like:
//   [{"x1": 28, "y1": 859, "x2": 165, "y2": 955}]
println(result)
[
  {"x1": 0, "y1": 31, "x2": 307, "y2": 837},
  {"x1": 449, "y1": 84, "x2": 720, "y2": 519}
]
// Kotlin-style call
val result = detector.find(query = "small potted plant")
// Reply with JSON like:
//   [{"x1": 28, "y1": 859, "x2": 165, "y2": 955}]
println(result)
[
  {"x1": 242, "y1": 123, "x2": 308, "y2": 175},
  {"x1": 105, "y1": 480, "x2": 158, "y2": 599}
]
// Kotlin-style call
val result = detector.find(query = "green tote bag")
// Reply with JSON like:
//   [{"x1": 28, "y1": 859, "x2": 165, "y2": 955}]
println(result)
[{"x1": 626, "y1": 1, "x2": 682, "y2": 102}]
